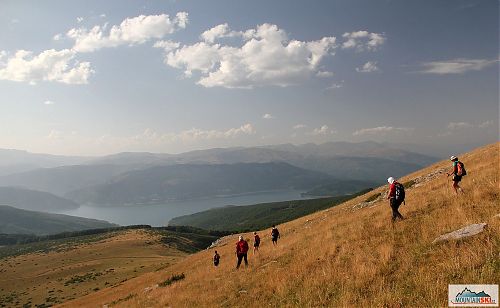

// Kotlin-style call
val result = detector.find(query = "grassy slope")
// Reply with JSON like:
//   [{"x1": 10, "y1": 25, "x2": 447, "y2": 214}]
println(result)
[
  {"x1": 0, "y1": 228, "x2": 220, "y2": 307},
  {"x1": 61, "y1": 143, "x2": 499, "y2": 307},
  {"x1": 0, "y1": 205, "x2": 117, "y2": 235},
  {"x1": 169, "y1": 191, "x2": 371, "y2": 232}
]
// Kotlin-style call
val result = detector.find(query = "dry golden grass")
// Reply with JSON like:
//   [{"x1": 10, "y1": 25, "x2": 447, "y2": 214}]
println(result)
[
  {"x1": 0, "y1": 230, "x2": 186, "y2": 307},
  {"x1": 61, "y1": 143, "x2": 499, "y2": 308}
]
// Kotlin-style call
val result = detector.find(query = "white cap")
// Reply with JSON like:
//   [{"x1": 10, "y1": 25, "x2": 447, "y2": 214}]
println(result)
[
  {"x1": 387, "y1": 177, "x2": 395, "y2": 184},
  {"x1": 450, "y1": 155, "x2": 457, "y2": 161},
  {"x1": 238, "y1": 235, "x2": 243, "y2": 241}
]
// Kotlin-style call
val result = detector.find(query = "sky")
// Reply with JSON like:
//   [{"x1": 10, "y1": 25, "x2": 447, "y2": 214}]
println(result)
[{"x1": 0, "y1": 0, "x2": 498, "y2": 156}]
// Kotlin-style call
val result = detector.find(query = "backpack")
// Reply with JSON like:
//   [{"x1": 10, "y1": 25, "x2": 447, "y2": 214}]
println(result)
[
  {"x1": 272, "y1": 228, "x2": 279, "y2": 238},
  {"x1": 394, "y1": 182, "x2": 405, "y2": 202},
  {"x1": 457, "y1": 161, "x2": 467, "y2": 176}
]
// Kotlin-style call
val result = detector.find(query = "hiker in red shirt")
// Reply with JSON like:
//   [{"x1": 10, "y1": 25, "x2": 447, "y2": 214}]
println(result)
[
  {"x1": 253, "y1": 232, "x2": 260, "y2": 254},
  {"x1": 235, "y1": 235, "x2": 249, "y2": 269},
  {"x1": 447, "y1": 156, "x2": 465, "y2": 194},
  {"x1": 387, "y1": 177, "x2": 404, "y2": 222}
]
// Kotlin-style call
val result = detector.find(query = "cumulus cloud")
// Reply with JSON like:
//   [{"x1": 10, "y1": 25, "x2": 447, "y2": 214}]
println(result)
[
  {"x1": 342, "y1": 31, "x2": 385, "y2": 51},
  {"x1": 67, "y1": 12, "x2": 189, "y2": 52},
  {"x1": 353, "y1": 126, "x2": 413, "y2": 136},
  {"x1": 262, "y1": 113, "x2": 274, "y2": 119},
  {"x1": 44, "y1": 100, "x2": 55, "y2": 105},
  {"x1": 417, "y1": 58, "x2": 498, "y2": 74},
  {"x1": 127, "y1": 124, "x2": 255, "y2": 145},
  {"x1": 153, "y1": 40, "x2": 180, "y2": 52},
  {"x1": 76, "y1": 17, "x2": 84, "y2": 23},
  {"x1": 356, "y1": 61, "x2": 379, "y2": 73},
  {"x1": 311, "y1": 125, "x2": 335, "y2": 135},
  {"x1": 157, "y1": 23, "x2": 337, "y2": 88},
  {"x1": 200, "y1": 23, "x2": 249, "y2": 43},
  {"x1": 447, "y1": 122, "x2": 474, "y2": 130},
  {"x1": 0, "y1": 49, "x2": 94, "y2": 84},
  {"x1": 53, "y1": 33, "x2": 63, "y2": 41}
]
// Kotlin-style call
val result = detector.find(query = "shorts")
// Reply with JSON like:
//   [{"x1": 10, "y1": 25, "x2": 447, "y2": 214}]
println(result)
[
  {"x1": 452, "y1": 175, "x2": 462, "y2": 182},
  {"x1": 272, "y1": 236, "x2": 278, "y2": 242},
  {"x1": 254, "y1": 242, "x2": 260, "y2": 247}
]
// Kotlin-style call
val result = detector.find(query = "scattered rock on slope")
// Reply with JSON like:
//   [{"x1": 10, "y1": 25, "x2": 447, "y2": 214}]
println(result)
[{"x1": 432, "y1": 223, "x2": 487, "y2": 244}]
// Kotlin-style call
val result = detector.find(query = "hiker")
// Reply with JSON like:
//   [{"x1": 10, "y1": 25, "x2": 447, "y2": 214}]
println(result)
[
  {"x1": 271, "y1": 225, "x2": 280, "y2": 246},
  {"x1": 386, "y1": 177, "x2": 405, "y2": 222},
  {"x1": 253, "y1": 232, "x2": 260, "y2": 254},
  {"x1": 235, "y1": 235, "x2": 249, "y2": 269},
  {"x1": 447, "y1": 156, "x2": 466, "y2": 194},
  {"x1": 213, "y1": 250, "x2": 220, "y2": 267}
]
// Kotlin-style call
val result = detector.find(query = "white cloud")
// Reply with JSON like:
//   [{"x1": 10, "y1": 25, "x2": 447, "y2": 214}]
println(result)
[
  {"x1": 417, "y1": 58, "x2": 498, "y2": 74},
  {"x1": 201, "y1": 23, "x2": 239, "y2": 43},
  {"x1": 160, "y1": 23, "x2": 337, "y2": 88},
  {"x1": 356, "y1": 61, "x2": 379, "y2": 73},
  {"x1": 293, "y1": 124, "x2": 307, "y2": 129},
  {"x1": 100, "y1": 14, "x2": 106, "y2": 18},
  {"x1": 353, "y1": 126, "x2": 413, "y2": 136},
  {"x1": 262, "y1": 113, "x2": 274, "y2": 119},
  {"x1": 76, "y1": 17, "x2": 84, "y2": 23},
  {"x1": 53, "y1": 33, "x2": 63, "y2": 41},
  {"x1": 311, "y1": 125, "x2": 335, "y2": 135},
  {"x1": 44, "y1": 100, "x2": 55, "y2": 105},
  {"x1": 153, "y1": 40, "x2": 180, "y2": 52},
  {"x1": 316, "y1": 70, "x2": 334, "y2": 78},
  {"x1": 447, "y1": 122, "x2": 473, "y2": 130},
  {"x1": 163, "y1": 42, "x2": 221, "y2": 77},
  {"x1": 0, "y1": 49, "x2": 94, "y2": 85},
  {"x1": 342, "y1": 31, "x2": 385, "y2": 51},
  {"x1": 478, "y1": 120, "x2": 493, "y2": 129},
  {"x1": 67, "y1": 12, "x2": 188, "y2": 52},
  {"x1": 129, "y1": 123, "x2": 255, "y2": 144}
]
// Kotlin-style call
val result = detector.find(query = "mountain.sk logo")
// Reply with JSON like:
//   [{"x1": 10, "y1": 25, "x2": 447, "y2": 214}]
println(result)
[{"x1": 449, "y1": 285, "x2": 499, "y2": 307}]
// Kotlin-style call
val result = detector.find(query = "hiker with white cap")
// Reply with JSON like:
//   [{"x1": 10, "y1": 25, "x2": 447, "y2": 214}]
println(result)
[
  {"x1": 386, "y1": 177, "x2": 405, "y2": 222},
  {"x1": 447, "y1": 156, "x2": 466, "y2": 194},
  {"x1": 235, "y1": 235, "x2": 249, "y2": 269}
]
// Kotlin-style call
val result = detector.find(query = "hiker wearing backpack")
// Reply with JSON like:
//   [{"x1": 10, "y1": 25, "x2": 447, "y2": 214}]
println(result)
[
  {"x1": 235, "y1": 235, "x2": 249, "y2": 269},
  {"x1": 253, "y1": 232, "x2": 260, "y2": 254},
  {"x1": 213, "y1": 250, "x2": 220, "y2": 267},
  {"x1": 447, "y1": 156, "x2": 466, "y2": 194},
  {"x1": 271, "y1": 225, "x2": 280, "y2": 246},
  {"x1": 387, "y1": 177, "x2": 405, "y2": 222}
]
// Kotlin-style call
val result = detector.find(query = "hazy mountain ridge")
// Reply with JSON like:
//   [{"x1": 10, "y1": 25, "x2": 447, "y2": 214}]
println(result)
[
  {"x1": 0, "y1": 164, "x2": 137, "y2": 196},
  {"x1": 0, "y1": 205, "x2": 116, "y2": 235},
  {"x1": 0, "y1": 142, "x2": 436, "y2": 206},
  {"x1": 66, "y1": 162, "x2": 363, "y2": 205},
  {"x1": 0, "y1": 187, "x2": 79, "y2": 212},
  {"x1": 0, "y1": 149, "x2": 88, "y2": 176}
]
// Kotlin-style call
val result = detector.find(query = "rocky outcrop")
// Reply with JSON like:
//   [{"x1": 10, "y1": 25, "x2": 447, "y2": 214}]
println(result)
[{"x1": 432, "y1": 223, "x2": 487, "y2": 244}]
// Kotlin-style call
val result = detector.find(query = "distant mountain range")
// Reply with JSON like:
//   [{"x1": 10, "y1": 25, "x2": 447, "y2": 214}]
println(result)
[
  {"x1": 0, "y1": 141, "x2": 439, "y2": 206},
  {"x1": 0, "y1": 205, "x2": 117, "y2": 235},
  {"x1": 0, "y1": 148, "x2": 87, "y2": 176},
  {"x1": 0, "y1": 164, "x2": 135, "y2": 196},
  {"x1": 0, "y1": 187, "x2": 79, "y2": 212},
  {"x1": 67, "y1": 162, "x2": 373, "y2": 206}
]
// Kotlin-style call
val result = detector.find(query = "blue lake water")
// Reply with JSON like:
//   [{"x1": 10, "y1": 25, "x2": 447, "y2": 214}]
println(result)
[{"x1": 58, "y1": 190, "x2": 313, "y2": 226}]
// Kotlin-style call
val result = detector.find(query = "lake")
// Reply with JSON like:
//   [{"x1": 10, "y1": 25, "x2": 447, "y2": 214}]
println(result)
[{"x1": 58, "y1": 190, "x2": 313, "y2": 226}]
